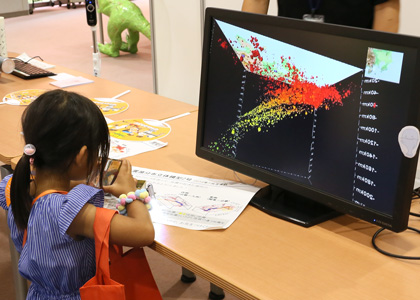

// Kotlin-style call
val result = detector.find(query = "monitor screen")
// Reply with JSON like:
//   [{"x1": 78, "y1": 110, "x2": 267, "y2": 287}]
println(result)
[{"x1": 196, "y1": 8, "x2": 420, "y2": 232}]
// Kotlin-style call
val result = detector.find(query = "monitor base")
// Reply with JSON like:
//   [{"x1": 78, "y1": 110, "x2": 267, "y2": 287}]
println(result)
[{"x1": 250, "y1": 185, "x2": 342, "y2": 227}]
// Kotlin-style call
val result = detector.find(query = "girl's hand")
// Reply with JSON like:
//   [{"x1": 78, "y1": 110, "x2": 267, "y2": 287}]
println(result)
[{"x1": 103, "y1": 159, "x2": 137, "y2": 197}]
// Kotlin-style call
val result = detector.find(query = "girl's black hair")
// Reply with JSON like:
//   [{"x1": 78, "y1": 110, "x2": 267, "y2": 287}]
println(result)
[{"x1": 10, "y1": 90, "x2": 110, "y2": 230}]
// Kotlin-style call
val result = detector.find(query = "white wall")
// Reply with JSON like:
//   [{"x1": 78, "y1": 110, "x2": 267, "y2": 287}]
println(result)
[
  {"x1": 151, "y1": 0, "x2": 420, "y2": 106},
  {"x1": 150, "y1": 0, "x2": 203, "y2": 105},
  {"x1": 399, "y1": 0, "x2": 420, "y2": 37}
]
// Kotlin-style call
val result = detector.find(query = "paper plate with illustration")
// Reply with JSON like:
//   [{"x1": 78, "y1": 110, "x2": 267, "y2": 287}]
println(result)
[
  {"x1": 2, "y1": 89, "x2": 46, "y2": 105},
  {"x1": 108, "y1": 119, "x2": 171, "y2": 141},
  {"x1": 92, "y1": 97, "x2": 129, "y2": 115}
]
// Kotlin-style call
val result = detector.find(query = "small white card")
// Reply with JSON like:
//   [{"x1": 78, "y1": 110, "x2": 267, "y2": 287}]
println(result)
[
  {"x1": 49, "y1": 72, "x2": 75, "y2": 81},
  {"x1": 49, "y1": 76, "x2": 93, "y2": 88}
]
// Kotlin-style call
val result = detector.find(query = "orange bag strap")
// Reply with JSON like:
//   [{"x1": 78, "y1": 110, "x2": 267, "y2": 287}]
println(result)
[
  {"x1": 93, "y1": 207, "x2": 118, "y2": 284},
  {"x1": 5, "y1": 177, "x2": 68, "y2": 207},
  {"x1": 79, "y1": 207, "x2": 125, "y2": 300},
  {"x1": 5, "y1": 177, "x2": 12, "y2": 207}
]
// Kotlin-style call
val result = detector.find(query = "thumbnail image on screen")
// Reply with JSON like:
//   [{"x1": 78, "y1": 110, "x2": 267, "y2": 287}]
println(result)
[{"x1": 201, "y1": 18, "x2": 417, "y2": 217}]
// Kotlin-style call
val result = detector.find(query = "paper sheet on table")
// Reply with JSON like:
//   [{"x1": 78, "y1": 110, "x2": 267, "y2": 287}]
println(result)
[
  {"x1": 49, "y1": 75, "x2": 93, "y2": 88},
  {"x1": 130, "y1": 166, "x2": 259, "y2": 230},
  {"x1": 109, "y1": 138, "x2": 167, "y2": 159}
]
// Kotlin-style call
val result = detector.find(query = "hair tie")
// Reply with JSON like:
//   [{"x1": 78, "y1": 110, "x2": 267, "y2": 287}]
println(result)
[{"x1": 23, "y1": 144, "x2": 36, "y2": 156}]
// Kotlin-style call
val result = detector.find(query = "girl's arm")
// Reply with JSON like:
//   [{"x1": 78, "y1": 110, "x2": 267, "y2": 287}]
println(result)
[
  {"x1": 242, "y1": 0, "x2": 270, "y2": 14},
  {"x1": 373, "y1": 0, "x2": 400, "y2": 33},
  {"x1": 67, "y1": 159, "x2": 155, "y2": 247}
]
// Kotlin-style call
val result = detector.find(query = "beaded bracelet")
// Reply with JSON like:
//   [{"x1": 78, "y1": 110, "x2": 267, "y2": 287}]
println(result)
[{"x1": 116, "y1": 188, "x2": 152, "y2": 215}]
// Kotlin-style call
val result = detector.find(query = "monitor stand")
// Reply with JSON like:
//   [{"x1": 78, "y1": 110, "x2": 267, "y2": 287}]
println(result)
[{"x1": 250, "y1": 185, "x2": 342, "y2": 227}]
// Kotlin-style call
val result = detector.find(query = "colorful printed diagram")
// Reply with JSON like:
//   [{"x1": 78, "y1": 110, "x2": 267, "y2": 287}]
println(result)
[
  {"x1": 2, "y1": 89, "x2": 46, "y2": 105},
  {"x1": 193, "y1": 204, "x2": 238, "y2": 216},
  {"x1": 91, "y1": 97, "x2": 129, "y2": 115},
  {"x1": 365, "y1": 47, "x2": 404, "y2": 84},
  {"x1": 156, "y1": 195, "x2": 192, "y2": 209},
  {"x1": 156, "y1": 194, "x2": 239, "y2": 217},
  {"x1": 108, "y1": 119, "x2": 171, "y2": 142}
]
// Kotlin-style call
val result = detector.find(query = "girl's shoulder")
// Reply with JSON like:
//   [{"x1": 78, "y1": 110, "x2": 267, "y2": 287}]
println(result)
[
  {"x1": 34, "y1": 184, "x2": 104, "y2": 221},
  {"x1": 65, "y1": 184, "x2": 105, "y2": 208},
  {"x1": 57, "y1": 184, "x2": 105, "y2": 239}
]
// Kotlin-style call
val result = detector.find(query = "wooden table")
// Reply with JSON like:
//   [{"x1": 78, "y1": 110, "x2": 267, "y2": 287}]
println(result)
[
  {"x1": 0, "y1": 64, "x2": 197, "y2": 164},
  {"x1": 2, "y1": 67, "x2": 420, "y2": 300}
]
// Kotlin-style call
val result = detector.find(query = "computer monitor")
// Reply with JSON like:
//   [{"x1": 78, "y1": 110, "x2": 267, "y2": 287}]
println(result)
[{"x1": 196, "y1": 8, "x2": 420, "y2": 233}]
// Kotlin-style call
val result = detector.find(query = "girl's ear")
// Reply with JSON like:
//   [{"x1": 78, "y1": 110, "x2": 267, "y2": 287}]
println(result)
[{"x1": 74, "y1": 145, "x2": 88, "y2": 167}]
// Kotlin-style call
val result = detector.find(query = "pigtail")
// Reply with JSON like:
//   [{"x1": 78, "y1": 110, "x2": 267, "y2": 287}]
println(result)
[{"x1": 10, "y1": 154, "x2": 33, "y2": 230}]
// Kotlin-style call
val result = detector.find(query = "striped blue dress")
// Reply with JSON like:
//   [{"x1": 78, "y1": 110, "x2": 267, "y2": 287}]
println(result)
[{"x1": 0, "y1": 174, "x2": 104, "y2": 300}]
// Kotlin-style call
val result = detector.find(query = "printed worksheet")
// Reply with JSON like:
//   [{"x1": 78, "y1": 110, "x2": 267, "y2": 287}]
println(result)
[{"x1": 130, "y1": 166, "x2": 259, "y2": 230}]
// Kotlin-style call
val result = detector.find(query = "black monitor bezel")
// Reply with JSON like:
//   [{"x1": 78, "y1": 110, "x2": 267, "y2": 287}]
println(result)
[{"x1": 196, "y1": 7, "x2": 420, "y2": 232}]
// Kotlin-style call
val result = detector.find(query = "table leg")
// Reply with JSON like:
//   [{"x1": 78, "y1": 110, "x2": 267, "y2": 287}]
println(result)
[
  {"x1": 0, "y1": 164, "x2": 12, "y2": 179},
  {"x1": 209, "y1": 282, "x2": 225, "y2": 300},
  {"x1": 180, "y1": 267, "x2": 196, "y2": 283},
  {"x1": 180, "y1": 267, "x2": 225, "y2": 300}
]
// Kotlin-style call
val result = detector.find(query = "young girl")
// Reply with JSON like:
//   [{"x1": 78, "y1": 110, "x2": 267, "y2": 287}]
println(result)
[{"x1": 0, "y1": 89, "x2": 155, "y2": 300}]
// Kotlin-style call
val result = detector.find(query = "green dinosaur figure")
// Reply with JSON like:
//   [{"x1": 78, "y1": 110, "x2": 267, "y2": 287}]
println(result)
[{"x1": 98, "y1": 0, "x2": 151, "y2": 57}]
